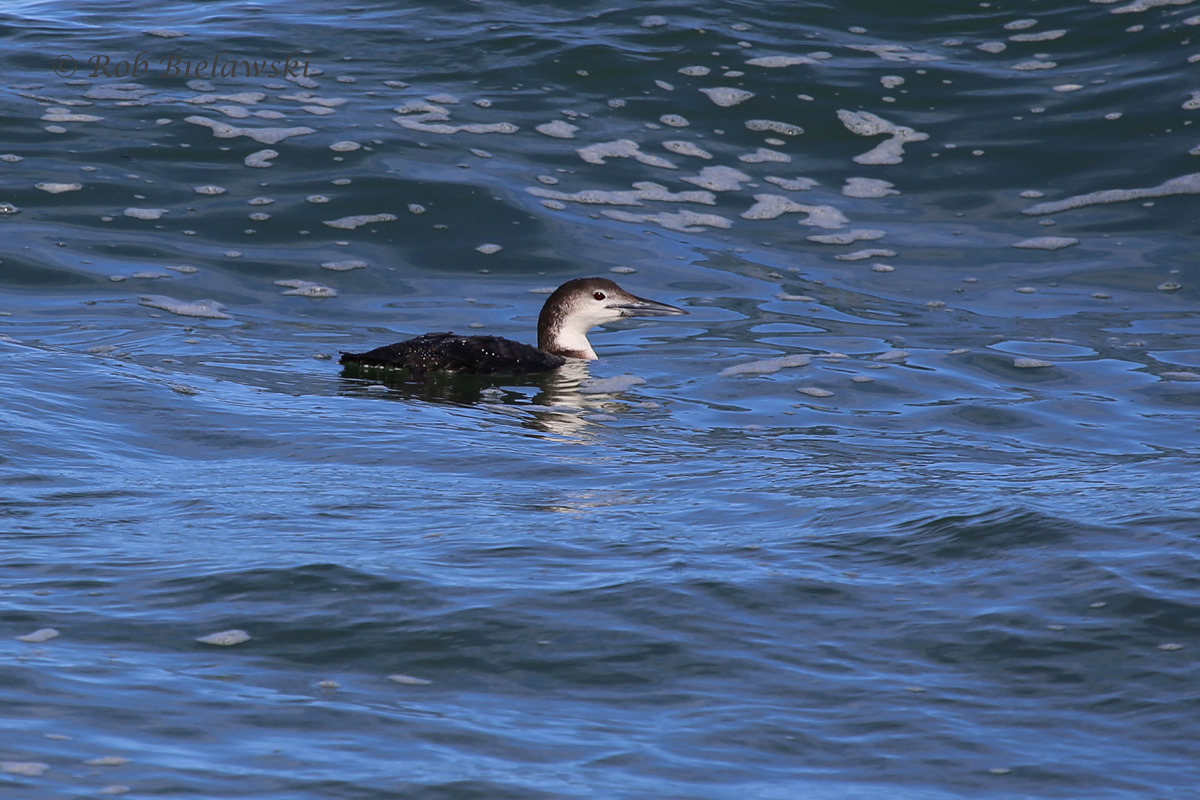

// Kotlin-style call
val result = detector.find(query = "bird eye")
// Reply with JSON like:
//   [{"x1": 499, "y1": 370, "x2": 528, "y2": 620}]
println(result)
[{"x1": 593, "y1": 291, "x2": 606, "y2": 301}]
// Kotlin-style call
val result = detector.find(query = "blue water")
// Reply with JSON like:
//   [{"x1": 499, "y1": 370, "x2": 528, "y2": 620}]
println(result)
[{"x1": 2, "y1": 1, "x2": 1199, "y2": 797}]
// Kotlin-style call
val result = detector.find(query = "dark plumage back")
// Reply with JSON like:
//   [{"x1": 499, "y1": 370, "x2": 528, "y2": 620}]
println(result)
[{"x1": 340, "y1": 332, "x2": 567, "y2": 377}]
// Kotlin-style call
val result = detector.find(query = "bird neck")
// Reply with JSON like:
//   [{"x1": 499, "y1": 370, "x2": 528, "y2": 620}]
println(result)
[
  {"x1": 540, "y1": 325, "x2": 597, "y2": 360},
  {"x1": 538, "y1": 309, "x2": 597, "y2": 360}
]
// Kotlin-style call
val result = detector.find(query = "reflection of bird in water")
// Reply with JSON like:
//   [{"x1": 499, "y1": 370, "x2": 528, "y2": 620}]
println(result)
[{"x1": 339, "y1": 277, "x2": 687, "y2": 377}]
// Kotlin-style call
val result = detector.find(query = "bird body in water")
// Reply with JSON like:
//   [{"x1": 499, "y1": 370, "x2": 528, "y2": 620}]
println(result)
[{"x1": 339, "y1": 277, "x2": 687, "y2": 376}]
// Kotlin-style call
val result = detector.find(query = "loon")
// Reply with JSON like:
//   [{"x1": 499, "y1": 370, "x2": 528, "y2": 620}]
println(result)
[{"x1": 339, "y1": 277, "x2": 687, "y2": 376}]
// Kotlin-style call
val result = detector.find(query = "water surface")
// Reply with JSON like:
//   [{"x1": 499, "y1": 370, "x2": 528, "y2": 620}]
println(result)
[{"x1": 2, "y1": 1, "x2": 1198, "y2": 797}]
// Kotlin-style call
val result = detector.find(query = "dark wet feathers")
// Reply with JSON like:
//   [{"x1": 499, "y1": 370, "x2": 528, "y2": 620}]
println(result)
[{"x1": 339, "y1": 332, "x2": 567, "y2": 376}]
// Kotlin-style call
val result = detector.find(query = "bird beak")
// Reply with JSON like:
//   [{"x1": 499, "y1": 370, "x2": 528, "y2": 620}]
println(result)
[{"x1": 610, "y1": 294, "x2": 688, "y2": 317}]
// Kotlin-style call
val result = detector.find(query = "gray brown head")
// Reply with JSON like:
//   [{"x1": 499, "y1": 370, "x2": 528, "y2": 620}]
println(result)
[{"x1": 536, "y1": 277, "x2": 687, "y2": 359}]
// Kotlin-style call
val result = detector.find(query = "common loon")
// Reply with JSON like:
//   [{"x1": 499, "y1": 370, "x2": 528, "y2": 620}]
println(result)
[{"x1": 339, "y1": 277, "x2": 687, "y2": 376}]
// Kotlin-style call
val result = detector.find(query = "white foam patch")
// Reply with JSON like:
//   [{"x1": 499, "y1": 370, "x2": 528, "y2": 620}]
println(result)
[
  {"x1": 1014, "y1": 358, "x2": 1054, "y2": 368},
  {"x1": 807, "y1": 228, "x2": 885, "y2": 244},
  {"x1": 1022, "y1": 173, "x2": 1200, "y2": 215},
  {"x1": 579, "y1": 374, "x2": 647, "y2": 393},
  {"x1": 209, "y1": 104, "x2": 250, "y2": 119},
  {"x1": 1, "y1": 762, "x2": 49, "y2": 777},
  {"x1": 745, "y1": 55, "x2": 817, "y2": 67},
  {"x1": 837, "y1": 110, "x2": 929, "y2": 165},
  {"x1": 720, "y1": 354, "x2": 810, "y2": 376},
  {"x1": 739, "y1": 147, "x2": 791, "y2": 163},
  {"x1": 185, "y1": 92, "x2": 264, "y2": 106},
  {"x1": 663, "y1": 141, "x2": 713, "y2": 159},
  {"x1": 978, "y1": 41, "x2": 1008, "y2": 53},
  {"x1": 85, "y1": 757, "x2": 130, "y2": 767},
  {"x1": 330, "y1": 141, "x2": 361, "y2": 152},
  {"x1": 528, "y1": 183, "x2": 715, "y2": 206},
  {"x1": 741, "y1": 194, "x2": 809, "y2": 220},
  {"x1": 699, "y1": 87, "x2": 755, "y2": 107},
  {"x1": 323, "y1": 213, "x2": 398, "y2": 230},
  {"x1": 388, "y1": 673, "x2": 433, "y2": 685},
  {"x1": 35, "y1": 182, "x2": 82, "y2": 193},
  {"x1": 193, "y1": 185, "x2": 226, "y2": 195},
  {"x1": 764, "y1": 175, "x2": 818, "y2": 191},
  {"x1": 284, "y1": 95, "x2": 348, "y2": 110},
  {"x1": 124, "y1": 207, "x2": 168, "y2": 220},
  {"x1": 659, "y1": 114, "x2": 690, "y2": 127},
  {"x1": 276, "y1": 279, "x2": 337, "y2": 297},
  {"x1": 1012, "y1": 236, "x2": 1079, "y2": 250},
  {"x1": 797, "y1": 386, "x2": 834, "y2": 397},
  {"x1": 215, "y1": 92, "x2": 265, "y2": 104},
  {"x1": 184, "y1": 115, "x2": 315, "y2": 144},
  {"x1": 1107, "y1": 0, "x2": 1193, "y2": 13},
  {"x1": 1010, "y1": 29, "x2": 1067, "y2": 41},
  {"x1": 476, "y1": 243, "x2": 502, "y2": 254},
  {"x1": 392, "y1": 103, "x2": 518, "y2": 135},
  {"x1": 798, "y1": 205, "x2": 850, "y2": 229},
  {"x1": 835, "y1": 248, "x2": 896, "y2": 261},
  {"x1": 536, "y1": 120, "x2": 579, "y2": 139},
  {"x1": 680, "y1": 165, "x2": 752, "y2": 191},
  {"x1": 140, "y1": 295, "x2": 231, "y2": 319},
  {"x1": 17, "y1": 628, "x2": 59, "y2": 643},
  {"x1": 41, "y1": 110, "x2": 102, "y2": 123},
  {"x1": 197, "y1": 629, "x2": 251, "y2": 645},
  {"x1": 601, "y1": 209, "x2": 733, "y2": 232},
  {"x1": 577, "y1": 139, "x2": 676, "y2": 169},
  {"x1": 843, "y1": 177, "x2": 899, "y2": 198},
  {"x1": 84, "y1": 84, "x2": 155, "y2": 102},
  {"x1": 746, "y1": 119, "x2": 804, "y2": 136},
  {"x1": 243, "y1": 149, "x2": 278, "y2": 168},
  {"x1": 321, "y1": 260, "x2": 367, "y2": 271},
  {"x1": 1013, "y1": 60, "x2": 1057, "y2": 71},
  {"x1": 83, "y1": 84, "x2": 154, "y2": 101},
  {"x1": 679, "y1": 65, "x2": 711, "y2": 76}
]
